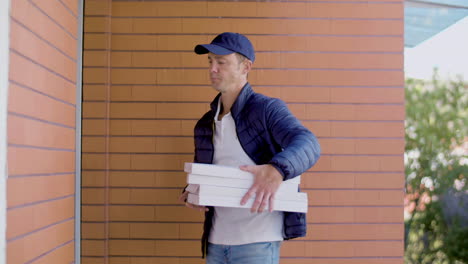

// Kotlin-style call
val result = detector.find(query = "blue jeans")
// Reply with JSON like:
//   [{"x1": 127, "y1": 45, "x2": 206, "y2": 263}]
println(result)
[{"x1": 206, "y1": 241, "x2": 281, "y2": 264}]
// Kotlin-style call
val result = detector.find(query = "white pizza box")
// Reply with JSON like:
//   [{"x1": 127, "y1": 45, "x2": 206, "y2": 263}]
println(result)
[
  {"x1": 187, "y1": 174, "x2": 299, "y2": 195},
  {"x1": 185, "y1": 162, "x2": 300, "y2": 184},
  {"x1": 185, "y1": 184, "x2": 199, "y2": 194},
  {"x1": 187, "y1": 193, "x2": 308, "y2": 213},
  {"x1": 186, "y1": 184, "x2": 307, "y2": 202}
]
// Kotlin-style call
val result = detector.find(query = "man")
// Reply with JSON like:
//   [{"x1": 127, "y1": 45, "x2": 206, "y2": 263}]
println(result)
[{"x1": 179, "y1": 32, "x2": 320, "y2": 264}]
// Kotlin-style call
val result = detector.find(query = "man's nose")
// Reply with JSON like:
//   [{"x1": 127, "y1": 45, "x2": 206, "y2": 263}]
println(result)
[{"x1": 210, "y1": 63, "x2": 218, "y2": 73}]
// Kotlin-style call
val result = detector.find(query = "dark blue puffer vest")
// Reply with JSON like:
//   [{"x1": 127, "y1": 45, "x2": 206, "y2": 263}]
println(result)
[{"x1": 193, "y1": 83, "x2": 321, "y2": 257}]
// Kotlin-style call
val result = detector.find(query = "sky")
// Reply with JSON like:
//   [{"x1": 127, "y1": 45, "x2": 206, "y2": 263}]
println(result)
[{"x1": 404, "y1": 16, "x2": 468, "y2": 81}]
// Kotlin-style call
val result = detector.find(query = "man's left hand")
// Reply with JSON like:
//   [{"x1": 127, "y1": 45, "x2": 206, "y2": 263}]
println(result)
[{"x1": 239, "y1": 164, "x2": 283, "y2": 213}]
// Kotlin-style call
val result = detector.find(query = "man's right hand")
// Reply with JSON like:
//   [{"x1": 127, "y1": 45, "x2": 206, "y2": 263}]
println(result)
[{"x1": 178, "y1": 191, "x2": 209, "y2": 212}]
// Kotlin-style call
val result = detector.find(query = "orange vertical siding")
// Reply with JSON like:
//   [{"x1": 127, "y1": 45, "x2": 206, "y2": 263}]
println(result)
[
  {"x1": 82, "y1": 0, "x2": 405, "y2": 263},
  {"x1": 6, "y1": 0, "x2": 79, "y2": 263}
]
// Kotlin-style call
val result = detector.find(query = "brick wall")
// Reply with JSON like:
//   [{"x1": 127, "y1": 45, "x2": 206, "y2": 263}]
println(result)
[
  {"x1": 6, "y1": 0, "x2": 80, "y2": 263},
  {"x1": 82, "y1": 1, "x2": 405, "y2": 263}
]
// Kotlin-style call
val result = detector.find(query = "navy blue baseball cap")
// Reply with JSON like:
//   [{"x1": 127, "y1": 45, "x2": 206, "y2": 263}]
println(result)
[{"x1": 194, "y1": 32, "x2": 255, "y2": 62}]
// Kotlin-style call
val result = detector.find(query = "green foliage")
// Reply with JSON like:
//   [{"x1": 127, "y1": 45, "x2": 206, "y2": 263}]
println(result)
[
  {"x1": 404, "y1": 72, "x2": 468, "y2": 264},
  {"x1": 443, "y1": 220, "x2": 468, "y2": 262}
]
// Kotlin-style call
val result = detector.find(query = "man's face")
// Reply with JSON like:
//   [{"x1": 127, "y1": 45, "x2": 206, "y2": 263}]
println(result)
[{"x1": 207, "y1": 53, "x2": 247, "y2": 93}]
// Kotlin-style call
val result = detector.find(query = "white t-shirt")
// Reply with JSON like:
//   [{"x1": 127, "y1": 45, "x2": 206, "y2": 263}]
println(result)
[{"x1": 208, "y1": 100, "x2": 283, "y2": 245}]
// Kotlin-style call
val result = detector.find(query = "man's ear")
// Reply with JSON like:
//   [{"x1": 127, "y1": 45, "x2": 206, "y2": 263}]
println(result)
[{"x1": 243, "y1": 60, "x2": 252, "y2": 74}]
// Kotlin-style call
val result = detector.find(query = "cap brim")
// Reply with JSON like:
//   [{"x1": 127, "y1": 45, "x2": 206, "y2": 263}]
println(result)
[{"x1": 194, "y1": 44, "x2": 234, "y2": 55}]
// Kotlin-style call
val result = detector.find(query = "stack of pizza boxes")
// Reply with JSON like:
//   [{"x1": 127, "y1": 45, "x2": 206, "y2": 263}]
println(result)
[{"x1": 184, "y1": 163, "x2": 308, "y2": 213}]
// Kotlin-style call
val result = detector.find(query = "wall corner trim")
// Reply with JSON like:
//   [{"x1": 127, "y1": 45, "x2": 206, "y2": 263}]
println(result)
[
  {"x1": 0, "y1": 0, "x2": 11, "y2": 263},
  {"x1": 75, "y1": 0, "x2": 84, "y2": 263}
]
